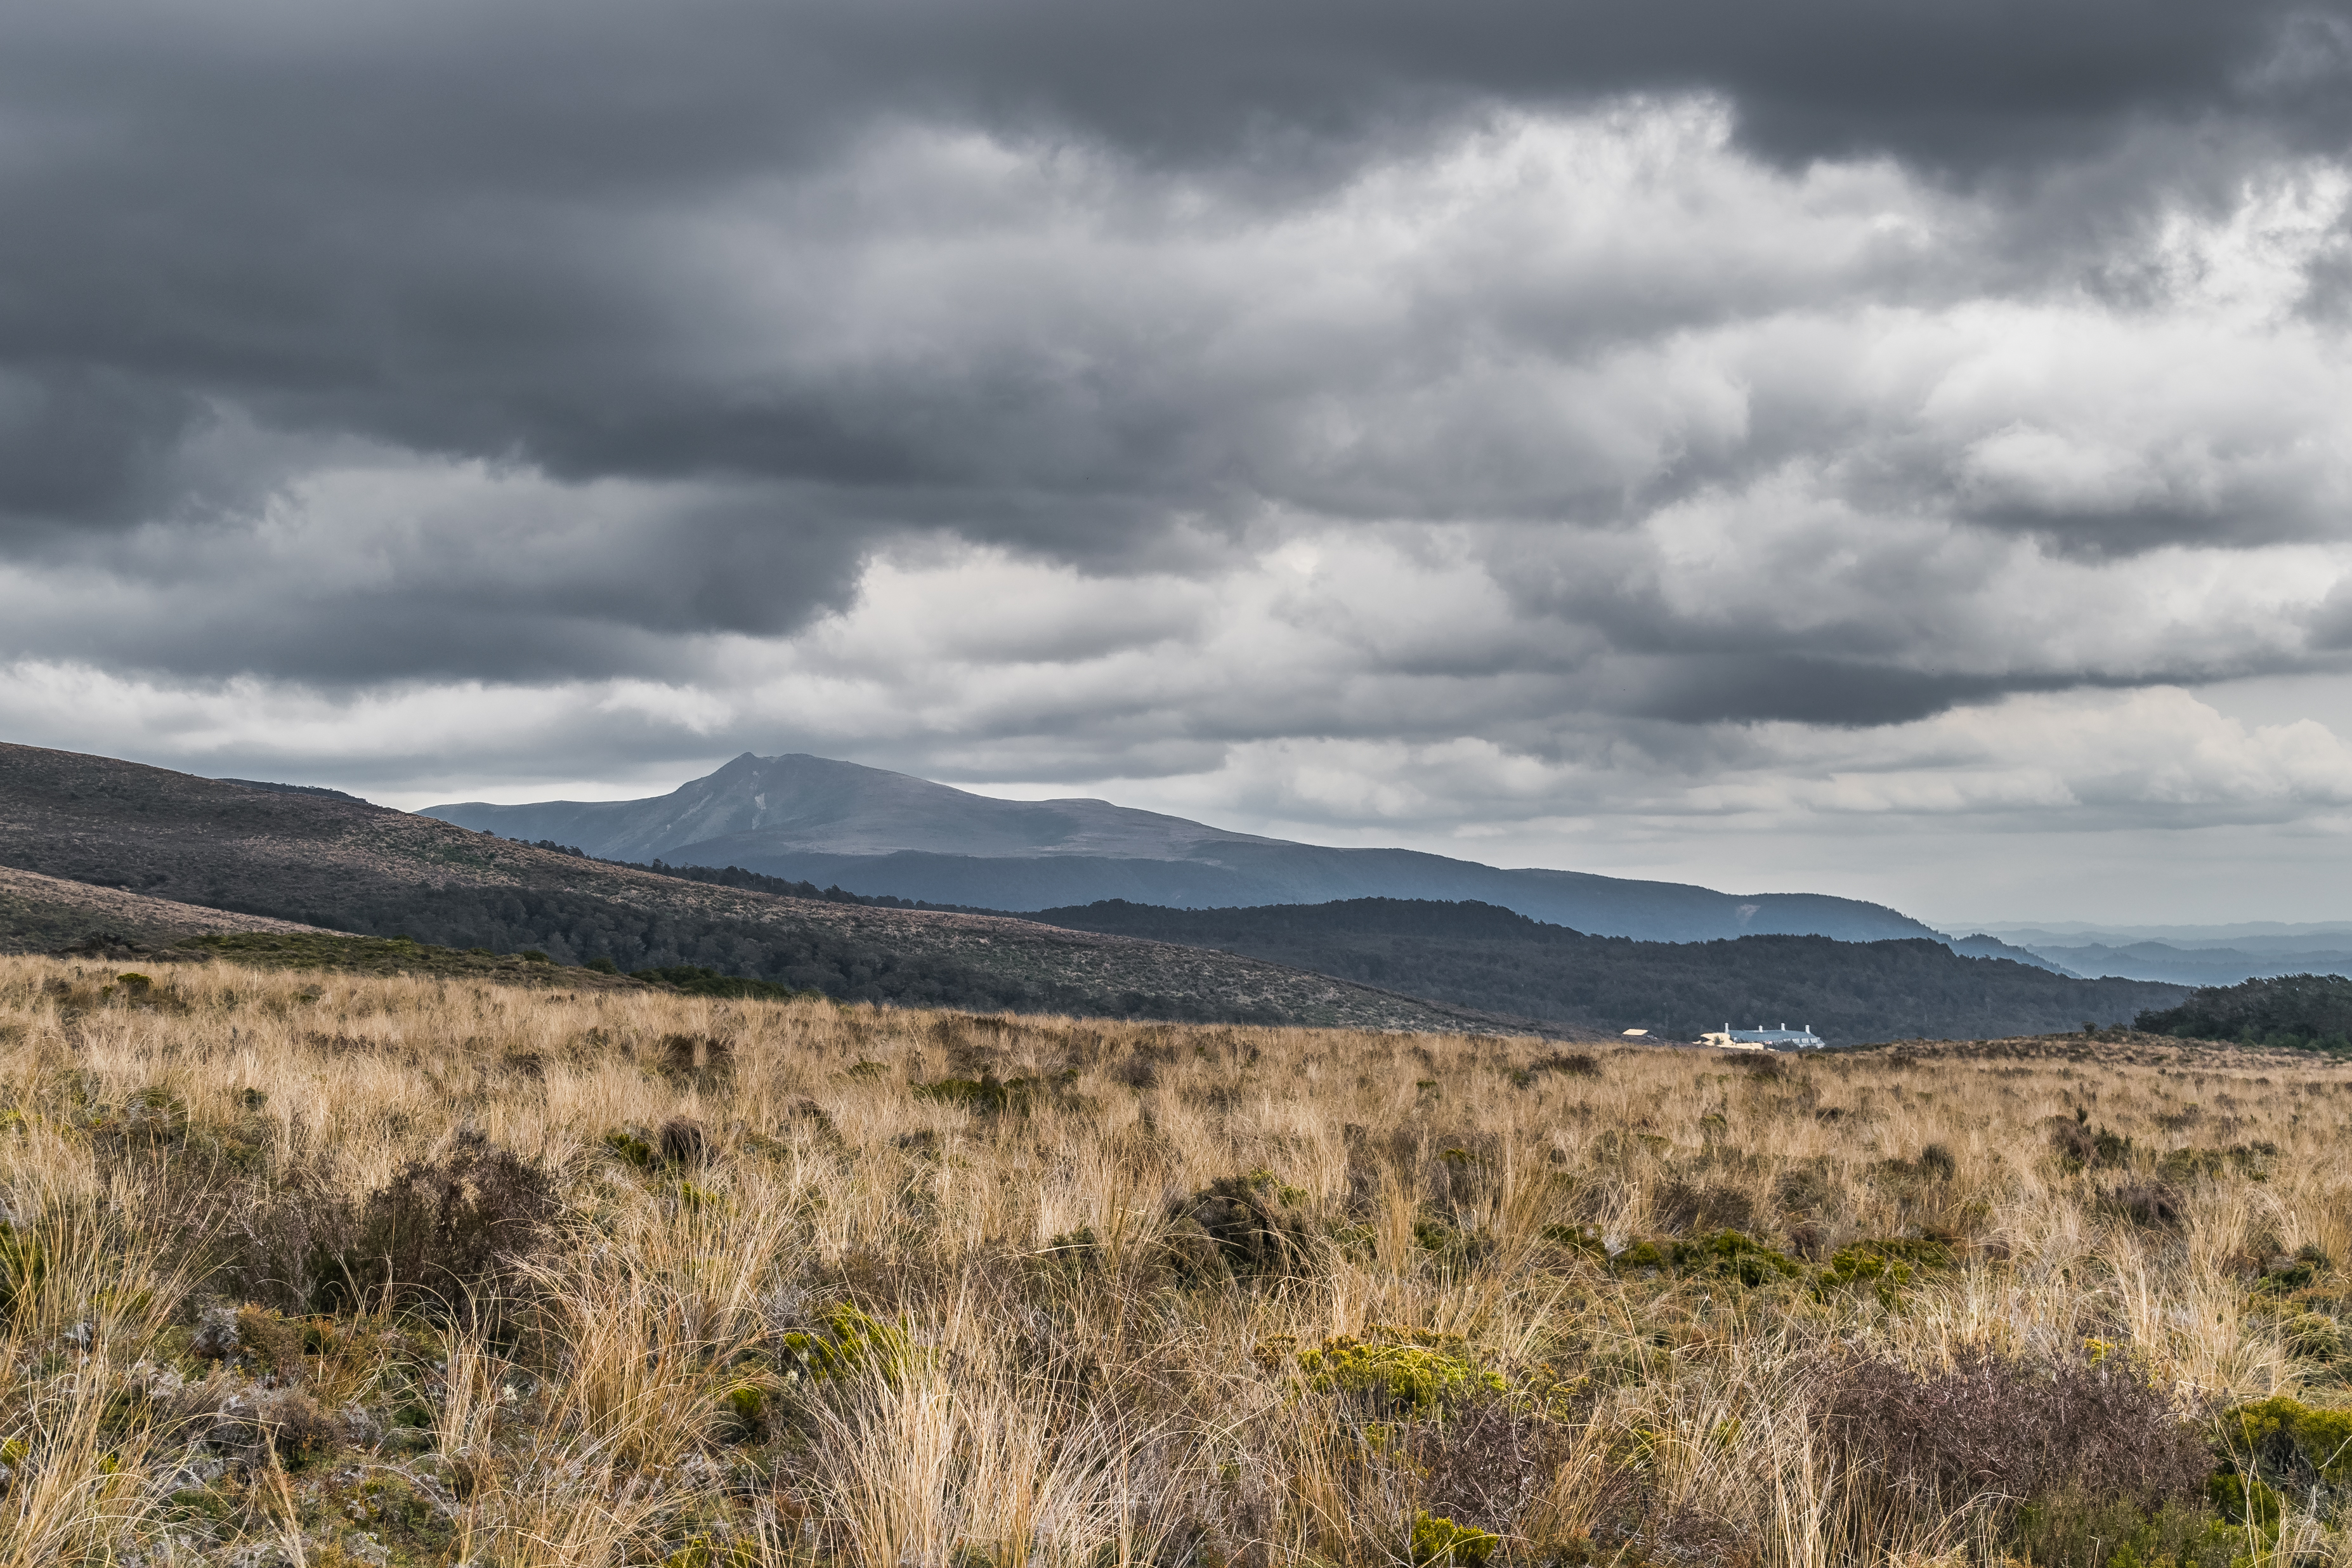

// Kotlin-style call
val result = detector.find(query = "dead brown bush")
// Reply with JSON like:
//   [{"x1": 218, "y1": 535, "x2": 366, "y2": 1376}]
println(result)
[{"x1": 1819, "y1": 1350, "x2": 2214, "y2": 1521}]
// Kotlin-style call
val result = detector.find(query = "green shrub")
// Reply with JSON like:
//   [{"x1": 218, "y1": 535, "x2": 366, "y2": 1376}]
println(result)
[
  {"x1": 601, "y1": 1128, "x2": 656, "y2": 1168},
  {"x1": 1604, "y1": 1238, "x2": 1663, "y2": 1274},
  {"x1": 1298, "y1": 1326, "x2": 1503, "y2": 1417},
  {"x1": 1541, "y1": 1222, "x2": 1607, "y2": 1258},
  {"x1": 2223, "y1": 1395, "x2": 2352, "y2": 1485},
  {"x1": 2251, "y1": 1243, "x2": 2327, "y2": 1295},
  {"x1": 2009, "y1": 1487, "x2": 2238, "y2": 1568},
  {"x1": 780, "y1": 1303, "x2": 913, "y2": 1387},
  {"x1": 2205, "y1": 1470, "x2": 2280, "y2": 1532},
  {"x1": 719, "y1": 1383, "x2": 769, "y2": 1443},
  {"x1": 1601, "y1": 1231, "x2": 1800, "y2": 1286},
  {"x1": 664, "y1": 1534, "x2": 759, "y2": 1568},
  {"x1": 1666, "y1": 1229, "x2": 1803, "y2": 1287},
  {"x1": 1410, "y1": 1511, "x2": 1501, "y2": 1567},
  {"x1": 1817, "y1": 1237, "x2": 1954, "y2": 1304}
]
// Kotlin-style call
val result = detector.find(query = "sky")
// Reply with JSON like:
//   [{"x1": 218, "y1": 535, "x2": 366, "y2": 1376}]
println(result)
[{"x1": 4, "y1": 1, "x2": 2352, "y2": 926}]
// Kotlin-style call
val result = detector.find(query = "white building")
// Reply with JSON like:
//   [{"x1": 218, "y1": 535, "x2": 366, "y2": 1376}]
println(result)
[{"x1": 1701, "y1": 1021, "x2": 1826, "y2": 1051}]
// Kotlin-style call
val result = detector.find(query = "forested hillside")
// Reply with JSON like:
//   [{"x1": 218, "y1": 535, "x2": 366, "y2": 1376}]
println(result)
[
  {"x1": 1026, "y1": 898, "x2": 2188, "y2": 1045},
  {"x1": 2136, "y1": 973, "x2": 2352, "y2": 1052}
]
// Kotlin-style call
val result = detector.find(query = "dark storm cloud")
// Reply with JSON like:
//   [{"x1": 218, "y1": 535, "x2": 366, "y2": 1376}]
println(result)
[
  {"x1": 4, "y1": 468, "x2": 877, "y2": 681},
  {"x1": 0, "y1": 0, "x2": 2346, "y2": 743},
  {"x1": 0, "y1": 0, "x2": 2336, "y2": 500}
]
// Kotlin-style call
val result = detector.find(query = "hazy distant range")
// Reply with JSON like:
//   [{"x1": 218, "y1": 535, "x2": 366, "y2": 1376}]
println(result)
[
  {"x1": 424, "y1": 753, "x2": 2352, "y2": 983},
  {"x1": 1968, "y1": 923, "x2": 2352, "y2": 988}
]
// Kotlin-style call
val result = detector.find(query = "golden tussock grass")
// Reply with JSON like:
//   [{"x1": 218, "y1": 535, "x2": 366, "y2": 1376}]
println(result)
[{"x1": 0, "y1": 955, "x2": 2347, "y2": 1567}]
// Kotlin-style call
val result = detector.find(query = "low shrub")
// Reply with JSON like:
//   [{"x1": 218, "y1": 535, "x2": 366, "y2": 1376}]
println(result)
[
  {"x1": 1297, "y1": 1326, "x2": 1503, "y2": 1418},
  {"x1": 658, "y1": 1116, "x2": 709, "y2": 1165},
  {"x1": 1410, "y1": 1510, "x2": 1501, "y2": 1567},
  {"x1": 1815, "y1": 1237, "x2": 1954, "y2": 1304},
  {"x1": 2047, "y1": 1112, "x2": 2132, "y2": 1170},
  {"x1": 1668, "y1": 1229, "x2": 1803, "y2": 1288},
  {"x1": 2103, "y1": 1182, "x2": 2187, "y2": 1230},
  {"x1": 2251, "y1": 1244, "x2": 2329, "y2": 1295},
  {"x1": 1163, "y1": 1171, "x2": 1316, "y2": 1284},
  {"x1": 2008, "y1": 1486, "x2": 2238, "y2": 1568},
  {"x1": 778, "y1": 1303, "x2": 913, "y2": 1388},
  {"x1": 2223, "y1": 1395, "x2": 2352, "y2": 1486},
  {"x1": 1819, "y1": 1350, "x2": 2213, "y2": 1524},
  {"x1": 2281, "y1": 1312, "x2": 2344, "y2": 1363},
  {"x1": 913, "y1": 1067, "x2": 1076, "y2": 1115},
  {"x1": 1652, "y1": 1181, "x2": 1756, "y2": 1236},
  {"x1": 2207, "y1": 1469, "x2": 2282, "y2": 1530},
  {"x1": 1408, "y1": 1397, "x2": 1576, "y2": 1533},
  {"x1": 1774, "y1": 1160, "x2": 1839, "y2": 1217},
  {"x1": 601, "y1": 1128, "x2": 656, "y2": 1168},
  {"x1": 657, "y1": 1031, "x2": 733, "y2": 1083},
  {"x1": 1512, "y1": 1052, "x2": 1600, "y2": 1088},
  {"x1": 318, "y1": 1130, "x2": 557, "y2": 1321}
]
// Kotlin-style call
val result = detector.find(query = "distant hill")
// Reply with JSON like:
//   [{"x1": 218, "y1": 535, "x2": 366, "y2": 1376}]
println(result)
[
  {"x1": 1945, "y1": 932, "x2": 2081, "y2": 976},
  {"x1": 0, "y1": 743, "x2": 1541, "y2": 1034},
  {"x1": 1969, "y1": 922, "x2": 2352, "y2": 986},
  {"x1": 2136, "y1": 974, "x2": 2352, "y2": 1052},
  {"x1": 2020, "y1": 940, "x2": 2352, "y2": 988},
  {"x1": 1021, "y1": 898, "x2": 2189, "y2": 1046},
  {"x1": 424, "y1": 752, "x2": 1943, "y2": 943}
]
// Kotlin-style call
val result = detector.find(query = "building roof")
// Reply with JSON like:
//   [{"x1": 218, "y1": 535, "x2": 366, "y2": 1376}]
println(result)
[{"x1": 1716, "y1": 1022, "x2": 1826, "y2": 1047}]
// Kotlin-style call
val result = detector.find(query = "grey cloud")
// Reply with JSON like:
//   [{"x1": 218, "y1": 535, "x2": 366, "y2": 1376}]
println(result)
[
  {"x1": 0, "y1": 0, "x2": 2347, "y2": 739},
  {"x1": 0, "y1": 369, "x2": 207, "y2": 532},
  {"x1": 1, "y1": 2, "x2": 2337, "y2": 502},
  {"x1": 0, "y1": 473, "x2": 873, "y2": 681}
]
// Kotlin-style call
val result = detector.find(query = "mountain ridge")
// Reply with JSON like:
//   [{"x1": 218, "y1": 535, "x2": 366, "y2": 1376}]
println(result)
[{"x1": 426, "y1": 752, "x2": 1944, "y2": 944}]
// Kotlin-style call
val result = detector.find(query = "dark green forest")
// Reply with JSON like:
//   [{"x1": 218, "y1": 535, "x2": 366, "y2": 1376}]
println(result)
[
  {"x1": 2135, "y1": 973, "x2": 2352, "y2": 1054},
  {"x1": 628, "y1": 857, "x2": 956, "y2": 910},
  {"x1": 1022, "y1": 898, "x2": 2188, "y2": 1045}
]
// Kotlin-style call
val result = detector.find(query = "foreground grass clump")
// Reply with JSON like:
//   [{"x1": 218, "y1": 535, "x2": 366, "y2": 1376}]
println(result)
[{"x1": 0, "y1": 956, "x2": 2349, "y2": 1566}]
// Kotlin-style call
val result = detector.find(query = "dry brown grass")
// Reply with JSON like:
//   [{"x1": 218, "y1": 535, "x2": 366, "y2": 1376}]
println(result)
[{"x1": 0, "y1": 954, "x2": 2348, "y2": 1567}]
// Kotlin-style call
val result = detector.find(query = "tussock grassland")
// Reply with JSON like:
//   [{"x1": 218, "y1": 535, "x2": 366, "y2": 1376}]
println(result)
[{"x1": 1, "y1": 955, "x2": 2349, "y2": 1568}]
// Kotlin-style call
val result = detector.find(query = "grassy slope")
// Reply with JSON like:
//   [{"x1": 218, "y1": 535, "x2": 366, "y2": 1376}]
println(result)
[
  {"x1": 2, "y1": 953, "x2": 2346, "y2": 1565},
  {"x1": 0, "y1": 863, "x2": 324, "y2": 953},
  {"x1": 0, "y1": 743, "x2": 1546, "y2": 1033},
  {"x1": 1022, "y1": 896, "x2": 2191, "y2": 1045}
]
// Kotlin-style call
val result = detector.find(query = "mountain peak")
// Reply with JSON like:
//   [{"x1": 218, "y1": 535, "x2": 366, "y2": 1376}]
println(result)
[{"x1": 421, "y1": 752, "x2": 1942, "y2": 944}]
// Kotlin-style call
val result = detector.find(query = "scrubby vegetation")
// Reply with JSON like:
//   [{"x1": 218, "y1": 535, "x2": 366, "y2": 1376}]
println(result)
[
  {"x1": 1025, "y1": 898, "x2": 2187, "y2": 1044},
  {"x1": 0, "y1": 954, "x2": 2348, "y2": 1565},
  {"x1": 2138, "y1": 974, "x2": 2352, "y2": 1055}
]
